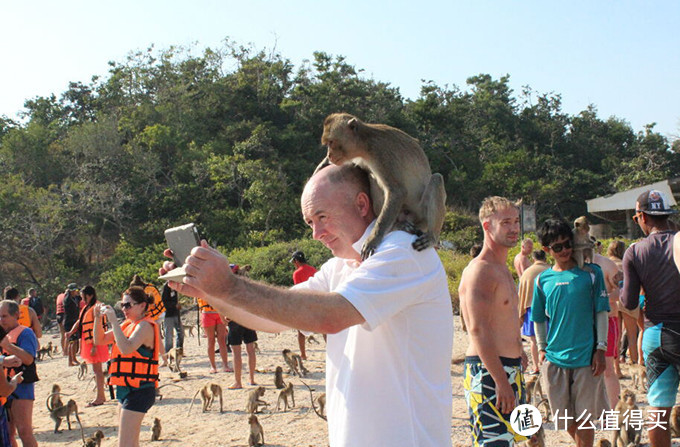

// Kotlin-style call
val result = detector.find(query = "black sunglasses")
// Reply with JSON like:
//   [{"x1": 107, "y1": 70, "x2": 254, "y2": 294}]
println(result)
[
  {"x1": 549, "y1": 240, "x2": 572, "y2": 253},
  {"x1": 120, "y1": 301, "x2": 137, "y2": 310}
]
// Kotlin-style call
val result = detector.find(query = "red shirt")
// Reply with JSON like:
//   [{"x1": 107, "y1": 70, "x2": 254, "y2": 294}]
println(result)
[
  {"x1": 21, "y1": 297, "x2": 30, "y2": 306},
  {"x1": 293, "y1": 264, "x2": 317, "y2": 285}
]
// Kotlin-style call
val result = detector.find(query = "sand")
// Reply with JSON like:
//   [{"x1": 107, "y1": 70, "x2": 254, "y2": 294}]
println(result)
[{"x1": 28, "y1": 315, "x2": 671, "y2": 446}]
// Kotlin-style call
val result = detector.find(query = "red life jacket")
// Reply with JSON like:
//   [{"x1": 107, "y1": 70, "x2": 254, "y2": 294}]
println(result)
[
  {"x1": 108, "y1": 317, "x2": 159, "y2": 388},
  {"x1": 17, "y1": 305, "x2": 31, "y2": 328}
]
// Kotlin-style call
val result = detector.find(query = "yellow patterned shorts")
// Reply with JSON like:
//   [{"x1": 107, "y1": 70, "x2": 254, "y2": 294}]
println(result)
[{"x1": 463, "y1": 356, "x2": 527, "y2": 446}]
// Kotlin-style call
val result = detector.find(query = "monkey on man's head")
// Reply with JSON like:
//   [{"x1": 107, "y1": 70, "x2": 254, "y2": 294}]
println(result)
[{"x1": 319, "y1": 113, "x2": 446, "y2": 259}]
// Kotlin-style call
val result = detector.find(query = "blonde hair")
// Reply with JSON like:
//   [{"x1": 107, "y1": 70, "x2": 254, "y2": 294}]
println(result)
[{"x1": 478, "y1": 196, "x2": 520, "y2": 223}]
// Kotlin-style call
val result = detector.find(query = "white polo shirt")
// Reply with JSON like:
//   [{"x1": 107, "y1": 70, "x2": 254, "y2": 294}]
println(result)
[{"x1": 294, "y1": 223, "x2": 453, "y2": 446}]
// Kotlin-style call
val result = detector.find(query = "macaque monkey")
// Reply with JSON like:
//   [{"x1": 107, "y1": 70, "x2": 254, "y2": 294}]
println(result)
[
  {"x1": 37, "y1": 341, "x2": 54, "y2": 360},
  {"x1": 524, "y1": 374, "x2": 544, "y2": 406},
  {"x1": 277, "y1": 382, "x2": 295, "y2": 412},
  {"x1": 520, "y1": 426, "x2": 545, "y2": 447},
  {"x1": 319, "y1": 113, "x2": 446, "y2": 259},
  {"x1": 52, "y1": 343, "x2": 60, "y2": 355},
  {"x1": 151, "y1": 417, "x2": 162, "y2": 441},
  {"x1": 51, "y1": 399, "x2": 81, "y2": 433},
  {"x1": 246, "y1": 386, "x2": 268, "y2": 414},
  {"x1": 46, "y1": 383, "x2": 65, "y2": 411},
  {"x1": 670, "y1": 405, "x2": 680, "y2": 438},
  {"x1": 630, "y1": 364, "x2": 647, "y2": 391},
  {"x1": 189, "y1": 383, "x2": 223, "y2": 413},
  {"x1": 595, "y1": 440, "x2": 612, "y2": 447},
  {"x1": 82, "y1": 429, "x2": 105, "y2": 447},
  {"x1": 612, "y1": 389, "x2": 641, "y2": 447},
  {"x1": 274, "y1": 366, "x2": 285, "y2": 389},
  {"x1": 301, "y1": 379, "x2": 327, "y2": 421},
  {"x1": 167, "y1": 347, "x2": 183, "y2": 372},
  {"x1": 282, "y1": 349, "x2": 302, "y2": 377},
  {"x1": 77, "y1": 362, "x2": 87, "y2": 380},
  {"x1": 248, "y1": 415, "x2": 265, "y2": 447},
  {"x1": 572, "y1": 216, "x2": 595, "y2": 268},
  {"x1": 183, "y1": 324, "x2": 195, "y2": 337}
]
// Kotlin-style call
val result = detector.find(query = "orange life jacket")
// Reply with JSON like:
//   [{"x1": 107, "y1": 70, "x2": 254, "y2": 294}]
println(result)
[
  {"x1": 108, "y1": 317, "x2": 159, "y2": 388},
  {"x1": 197, "y1": 298, "x2": 216, "y2": 313},
  {"x1": 17, "y1": 304, "x2": 31, "y2": 328},
  {"x1": 79, "y1": 306, "x2": 107, "y2": 343},
  {"x1": 144, "y1": 285, "x2": 165, "y2": 320},
  {"x1": 3, "y1": 325, "x2": 39, "y2": 384}
]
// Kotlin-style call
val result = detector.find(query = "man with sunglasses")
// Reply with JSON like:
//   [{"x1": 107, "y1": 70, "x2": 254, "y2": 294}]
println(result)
[
  {"x1": 531, "y1": 219, "x2": 610, "y2": 447},
  {"x1": 621, "y1": 189, "x2": 680, "y2": 447}
]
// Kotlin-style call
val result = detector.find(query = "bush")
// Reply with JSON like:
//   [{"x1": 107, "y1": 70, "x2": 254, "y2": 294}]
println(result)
[
  {"x1": 229, "y1": 238, "x2": 331, "y2": 286},
  {"x1": 437, "y1": 249, "x2": 471, "y2": 313}
]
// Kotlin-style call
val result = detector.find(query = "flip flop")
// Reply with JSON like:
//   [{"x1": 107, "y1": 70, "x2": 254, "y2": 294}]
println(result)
[
  {"x1": 209, "y1": 368, "x2": 218, "y2": 374},
  {"x1": 86, "y1": 401, "x2": 104, "y2": 407},
  {"x1": 228, "y1": 384, "x2": 242, "y2": 390},
  {"x1": 223, "y1": 367, "x2": 234, "y2": 373}
]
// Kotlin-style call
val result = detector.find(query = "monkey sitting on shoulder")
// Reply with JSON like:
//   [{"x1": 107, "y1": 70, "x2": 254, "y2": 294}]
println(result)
[
  {"x1": 612, "y1": 389, "x2": 641, "y2": 447},
  {"x1": 276, "y1": 382, "x2": 295, "y2": 412},
  {"x1": 318, "y1": 113, "x2": 446, "y2": 259},
  {"x1": 51, "y1": 399, "x2": 81, "y2": 433},
  {"x1": 248, "y1": 415, "x2": 265, "y2": 447},
  {"x1": 572, "y1": 216, "x2": 595, "y2": 268},
  {"x1": 246, "y1": 386, "x2": 269, "y2": 414},
  {"x1": 151, "y1": 417, "x2": 161, "y2": 441},
  {"x1": 83, "y1": 429, "x2": 104, "y2": 447}
]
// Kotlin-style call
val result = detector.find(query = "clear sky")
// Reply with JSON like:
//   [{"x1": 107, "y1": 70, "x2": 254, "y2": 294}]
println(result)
[{"x1": 2, "y1": 1, "x2": 678, "y2": 139}]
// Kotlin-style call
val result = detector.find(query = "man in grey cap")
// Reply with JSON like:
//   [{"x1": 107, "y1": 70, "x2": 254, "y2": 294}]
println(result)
[
  {"x1": 621, "y1": 189, "x2": 679, "y2": 447},
  {"x1": 290, "y1": 251, "x2": 318, "y2": 358}
]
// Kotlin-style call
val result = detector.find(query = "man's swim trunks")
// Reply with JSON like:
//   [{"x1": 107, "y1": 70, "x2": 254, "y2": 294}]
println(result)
[
  {"x1": 463, "y1": 356, "x2": 527, "y2": 446},
  {"x1": 643, "y1": 321, "x2": 680, "y2": 408}
]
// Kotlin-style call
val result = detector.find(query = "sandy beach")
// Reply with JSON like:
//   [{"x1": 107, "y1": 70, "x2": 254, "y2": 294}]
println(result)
[{"x1": 29, "y1": 314, "x2": 669, "y2": 446}]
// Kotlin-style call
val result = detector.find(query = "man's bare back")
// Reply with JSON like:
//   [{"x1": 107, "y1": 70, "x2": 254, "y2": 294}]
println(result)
[
  {"x1": 594, "y1": 253, "x2": 621, "y2": 316},
  {"x1": 460, "y1": 254, "x2": 523, "y2": 359}
]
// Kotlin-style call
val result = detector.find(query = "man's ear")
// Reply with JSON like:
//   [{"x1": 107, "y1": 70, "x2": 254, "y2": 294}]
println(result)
[
  {"x1": 482, "y1": 220, "x2": 490, "y2": 232},
  {"x1": 355, "y1": 191, "x2": 372, "y2": 217}
]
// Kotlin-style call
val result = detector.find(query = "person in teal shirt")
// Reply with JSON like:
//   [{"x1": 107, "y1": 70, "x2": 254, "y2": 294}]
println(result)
[{"x1": 530, "y1": 218, "x2": 610, "y2": 447}]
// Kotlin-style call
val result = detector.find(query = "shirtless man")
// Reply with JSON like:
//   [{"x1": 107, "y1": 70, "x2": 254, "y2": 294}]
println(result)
[
  {"x1": 460, "y1": 196, "x2": 527, "y2": 446},
  {"x1": 593, "y1": 251, "x2": 622, "y2": 408},
  {"x1": 513, "y1": 238, "x2": 533, "y2": 278}
]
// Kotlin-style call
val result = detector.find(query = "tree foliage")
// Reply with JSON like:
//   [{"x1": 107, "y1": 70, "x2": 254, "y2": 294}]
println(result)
[{"x1": 1, "y1": 39, "x2": 677, "y2": 302}]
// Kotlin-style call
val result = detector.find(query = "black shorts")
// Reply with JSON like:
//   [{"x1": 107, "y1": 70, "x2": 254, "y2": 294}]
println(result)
[
  {"x1": 56, "y1": 314, "x2": 65, "y2": 325},
  {"x1": 227, "y1": 321, "x2": 258, "y2": 346},
  {"x1": 119, "y1": 386, "x2": 156, "y2": 413}
]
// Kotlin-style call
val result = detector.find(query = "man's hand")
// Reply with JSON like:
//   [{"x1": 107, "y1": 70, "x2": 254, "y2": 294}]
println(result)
[
  {"x1": 495, "y1": 380, "x2": 517, "y2": 415},
  {"x1": 160, "y1": 240, "x2": 237, "y2": 301},
  {"x1": 3, "y1": 355, "x2": 21, "y2": 368},
  {"x1": 591, "y1": 350, "x2": 606, "y2": 376},
  {"x1": 9, "y1": 372, "x2": 23, "y2": 387},
  {"x1": 538, "y1": 350, "x2": 546, "y2": 365}
]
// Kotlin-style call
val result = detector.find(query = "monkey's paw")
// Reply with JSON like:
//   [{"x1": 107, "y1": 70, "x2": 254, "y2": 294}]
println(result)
[
  {"x1": 412, "y1": 233, "x2": 435, "y2": 251},
  {"x1": 360, "y1": 241, "x2": 378, "y2": 260}
]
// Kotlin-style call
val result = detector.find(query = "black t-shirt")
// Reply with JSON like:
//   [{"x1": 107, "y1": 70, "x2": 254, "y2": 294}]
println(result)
[
  {"x1": 622, "y1": 230, "x2": 680, "y2": 324},
  {"x1": 63, "y1": 293, "x2": 81, "y2": 330},
  {"x1": 161, "y1": 283, "x2": 179, "y2": 318}
]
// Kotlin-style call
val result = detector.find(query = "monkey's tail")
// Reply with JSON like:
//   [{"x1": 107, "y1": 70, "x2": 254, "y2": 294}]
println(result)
[
  {"x1": 298, "y1": 379, "x2": 326, "y2": 421},
  {"x1": 77, "y1": 412, "x2": 86, "y2": 445},
  {"x1": 187, "y1": 389, "x2": 201, "y2": 415},
  {"x1": 44, "y1": 392, "x2": 74, "y2": 411}
]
